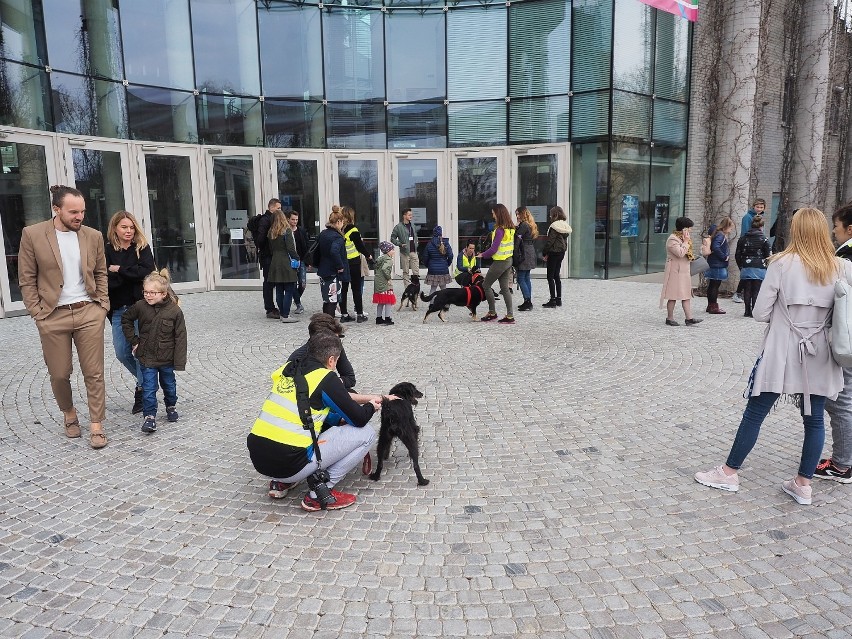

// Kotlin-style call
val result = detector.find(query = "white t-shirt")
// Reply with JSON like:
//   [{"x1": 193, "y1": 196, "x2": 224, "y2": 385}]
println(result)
[{"x1": 55, "y1": 229, "x2": 90, "y2": 305}]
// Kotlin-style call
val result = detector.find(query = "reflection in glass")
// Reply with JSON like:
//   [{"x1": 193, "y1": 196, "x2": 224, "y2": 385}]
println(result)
[
  {"x1": 570, "y1": 142, "x2": 608, "y2": 278},
  {"x1": 258, "y1": 3, "x2": 323, "y2": 99},
  {"x1": 386, "y1": 11, "x2": 445, "y2": 102},
  {"x1": 197, "y1": 94, "x2": 263, "y2": 146},
  {"x1": 277, "y1": 160, "x2": 321, "y2": 263},
  {"x1": 447, "y1": 7, "x2": 506, "y2": 101},
  {"x1": 509, "y1": 96, "x2": 569, "y2": 144},
  {"x1": 608, "y1": 143, "x2": 651, "y2": 278},
  {"x1": 264, "y1": 100, "x2": 325, "y2": 148},
  {"x1": 612, "y1": 91, "x2": 651, "y2": 140},
  {"x1": 120, "y1": 0, "x2": 194, "y2": 89},
  {"x1": 612, "y1": 0, "x2": 652, "y2": 94},
  {"x1": 517, "y1": 155, "x2": 557, "y2": 268},
  {"x1": 572, "y1": 0, "x2": 612, "y2": 92},
  {"x1": 72, "y1": 148, "x2": 125, "y2": 237},
  {"x1": 652, "y1": 99, "x2": 687, "y2": 146},
  {"x1": 213, "y1": 157, "x2": 257, "y2": 280},
  {"x1": 655, "y1": 12, "x2": 691, "y2": 102},
  {"x1": 0, "y1": 0, "x2": 47, "y2": 65},
  {"x1": 0, "y1": 60, "x2": 52, "y2": 130},
  {"x1": 509, "y1": 0, "x2": 570, "y2": 98},
  {"x1": 326, "y1": 103, "x2": 386, "y2": 149},
  {"x1": 448, "y1": 101, "x2": 506, "y2": 147},
  {"x1": 190, "y1": 0, "x2": 259, "y2": 95},
  {"x1": 127, "y1": 86, "x2": 198, "y2": 143},
  {"x1": 51, "y1": 71, "x2": 128, "y2": 138},
  {"x1": 456, "y1": 157, "x2": 497, "y2": 253},
  {"x1": 145, "y1": 155, "x2": 198, "y2": 283},
  {"x1": 42, "y1": 0, "x2": 124, "y2": 79},
  {"x1": 387, "y1": 103, "x2": 447, "y2": 149},
  {"x1": 337, "y1": 159, "x2": 379, "y2": 259},
  {"x1": 397, "y1": 159, "x2": 438, "y2": 260},
  {"x1": 0, "y1": 142, "x2": 50, "y2": 302},
  {"x1": 571, "y1": 91, "x2": 609, "y2": 140},
  {"x1": 323, "y1": 8, "x2": 385, "y2": 102},
  {"x1": 648, "y1": 147, "x2": 686, "y2": 272}
]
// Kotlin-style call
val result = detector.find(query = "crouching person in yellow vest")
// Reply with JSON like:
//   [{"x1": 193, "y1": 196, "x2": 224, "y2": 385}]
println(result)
[{"x1": 247, "y1": 331, "x2": 382, "y2": 511}]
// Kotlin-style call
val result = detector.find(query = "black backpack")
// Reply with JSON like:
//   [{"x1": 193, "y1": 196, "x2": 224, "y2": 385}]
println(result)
[
  {"x1": 246, "y1": 213, "x2": 261, "y2": 236},
  {"x1": 307, "y1": 238, "x2": 321, "y2": 267}
]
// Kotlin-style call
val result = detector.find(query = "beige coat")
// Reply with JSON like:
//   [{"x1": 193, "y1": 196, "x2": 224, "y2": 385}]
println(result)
[
  {"x1": 750, "y1": 254, "x2": 852, "y2": 412},
  {"x1": 659, "y1": 233, "x2": 692, "y2": 307}
]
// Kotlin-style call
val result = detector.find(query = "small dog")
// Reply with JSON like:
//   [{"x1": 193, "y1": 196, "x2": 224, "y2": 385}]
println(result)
[
  {"x1": 420, "y1": 272, "x2": 487, "y2": 322},
  {"x1": 369, "y1": 382, "x2": 429, "y2": 486},
  {"x1": 397, "y1": 274, "x2": 421, "y2": 311}
]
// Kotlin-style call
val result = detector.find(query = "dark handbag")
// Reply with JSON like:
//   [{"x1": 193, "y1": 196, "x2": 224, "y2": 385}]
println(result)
[
  {"x1": 512, "y1": 232, "x2": 525, "y2": 267},
  {"x1": 690, "y1": 256, "x2": 709, "y2": 276}
]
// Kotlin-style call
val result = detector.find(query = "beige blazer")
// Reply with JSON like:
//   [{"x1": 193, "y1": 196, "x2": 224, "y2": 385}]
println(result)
[{"x1": 18, "y1": 218, "x2": 109, "y2": 320}]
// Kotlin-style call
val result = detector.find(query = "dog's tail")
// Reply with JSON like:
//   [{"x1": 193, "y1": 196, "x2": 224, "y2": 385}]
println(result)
[{"x1": 420, "y1": 291, "x2": 438, "y2": 302}]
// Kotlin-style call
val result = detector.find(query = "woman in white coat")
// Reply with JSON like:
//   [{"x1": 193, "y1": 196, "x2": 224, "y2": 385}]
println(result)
[{"x1": 695, "y1": 208, "x2": 852, "y2": 505}]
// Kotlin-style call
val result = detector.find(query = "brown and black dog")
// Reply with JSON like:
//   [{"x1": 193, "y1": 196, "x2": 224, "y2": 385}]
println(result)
[
  {"x1": 397, "y1": 274, "x2": 420, "y2": 311},
  {"x1": 420, "y1": 272, "x2": 487, "y2": 322}
]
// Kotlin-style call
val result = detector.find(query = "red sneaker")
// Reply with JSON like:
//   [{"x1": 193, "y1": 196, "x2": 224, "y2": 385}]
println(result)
[{"x1": 300, "y1": 489, "x2": 357, "y2": 511}]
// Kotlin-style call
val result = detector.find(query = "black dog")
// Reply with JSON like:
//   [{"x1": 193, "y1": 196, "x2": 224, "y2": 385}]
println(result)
[
  {"x1": 397, "y1": 274, "x2": 421, "y2": 311},
  {"x1": 369, "y1": 382, "x2": 429, "y2": 486},
  {"x1": 420, "y1": 272, "x2": 487, "y2": 322}
]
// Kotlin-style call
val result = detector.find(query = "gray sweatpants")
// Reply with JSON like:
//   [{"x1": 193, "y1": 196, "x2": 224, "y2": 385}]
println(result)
[
  {"x1": 825, "y1": 366, "x2": 852, "y2": 467},
  {"x1": 278, "y1": 424, "x2": 377, "y2": 489},
  {"x1": 483, "y1": 259, "x2": 514, "y2": 316}
]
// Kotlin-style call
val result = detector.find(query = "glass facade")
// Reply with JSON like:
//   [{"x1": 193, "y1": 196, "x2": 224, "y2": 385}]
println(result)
[{"x1": 0, "y1": 0, "x2": 691, "y2": 291}]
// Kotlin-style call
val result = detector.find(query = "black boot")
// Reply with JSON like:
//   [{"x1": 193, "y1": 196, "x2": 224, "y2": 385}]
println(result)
[
  {"x1": 131, "y1": 386, "x2": 143, "y2": 415},
  {"x1": 518, "y1": 298, "x2": 533, "y2": 311},
  {"x1": 322, "y1": 302, "x2": 337, "y2": 317},
  {"x1": 542, "y1": 298, "x2": 558, "y2": 308},
  {"x1": 554, "y1": 297, "x2": 562, "y2": 307}
]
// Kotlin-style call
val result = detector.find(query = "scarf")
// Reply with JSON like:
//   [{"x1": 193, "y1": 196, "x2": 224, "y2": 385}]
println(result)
[{"x1": 675, "y1": 230, "x2": 695, "y2": 260}]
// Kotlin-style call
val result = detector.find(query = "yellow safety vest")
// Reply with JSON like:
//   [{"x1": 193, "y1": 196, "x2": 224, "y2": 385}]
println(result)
[
  {"x1": 454, "y1": 253, "x2": 479, "y2": 277},
  {"x1": 344, "y1": 226, "x2": 360, "y2": 260},
  {"x1": 492, "y1": 228, "x2": 515, "y2": 261},
  {"x1": 250, "y1": 364, "x2": 332, "y2": 450}
]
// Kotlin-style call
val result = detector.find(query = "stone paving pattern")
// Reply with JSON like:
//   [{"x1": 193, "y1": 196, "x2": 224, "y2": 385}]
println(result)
[{"x1": 1, "y1": 280, "x2": 851, "y2": 639}]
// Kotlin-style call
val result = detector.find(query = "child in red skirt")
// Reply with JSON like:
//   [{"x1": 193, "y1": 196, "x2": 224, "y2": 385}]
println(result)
[{"x1": 373, "y1": 241, "x2": 396, "y2": 325}]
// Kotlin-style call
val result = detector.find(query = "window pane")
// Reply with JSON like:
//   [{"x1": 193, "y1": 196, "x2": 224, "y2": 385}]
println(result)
[
  {"x1": 72, "y1": 148, "x2": 125, "y2": 237},
  {"x1": 386, "y1": 11, "x2": 445, "y2": 102},
  {"x1": 612, "y1": 90, "x2": 650, "y2": 140},
  {"x1": 612, "y1": 0, "x2": 652, "y2": 94},
  {"x1": 127, "y1": 85, "x2": 198, "y2": 143},
  {"x1": 120, "y1": 0, "x2": 194, "y2": 90},
  {"x1": 608, "y1": 142, "x2": 650, "y2": 278},
  {"x1": 397, "y1": 159, "x2": 438, "y2": 257},
  {"x1": 51, "y1": 71, "x2": 128, "y2": 138},
  {"x1": 277, "y1": 160, "x2": 321, "y2": 247},
  {"x1": 0, "y1": 0, "x2": 47, "y2": 65},
  {"x1": 213, "y1": 157, "x2": 258, "y2": 280},
  {"x1": 42, "y1": 0, "x2": 124, "y2": 79},
  {"x1": 652, "y1": 99, "x2": 687, "y2": 146},
  {"x1": 388, "y1": 103, "x2": 447, "y2": 149},
  {"x1": 197, "y1": 94, "x2": 263, "y2": 146},
  {"x1": 0, "y1": 141, "x2": 50, "y2": 302},
  {"x1": 654, "y1": 11, "x2": 690, "y2": 101},
  {"x1": 509, "y1": 0, "x2": 570, "y2": 98},
  {"x1": 146, "y1": 155, "x2": 198, "y2": 283},
  {"x1": 570, "y1": 142, "x2": 608, "y2": 278},
  {"x1": 448, "y1": 101, "x2": 506, "y2": 147},
  {"x1": 264, "y1": 100, "x2": 325, "y2": 149},
  {"x1": 326, "y1": 103, "x2": 386, "y2": 149},
  {"x1": 337, "y1": 159, "x2": 379, "y2": 258},
  {"x1": 447, "y1": 7, "x2": 506, "y2": 101},
  {"x1": 457, "y1": 157, "x2": 498, "y2": 252},
  {"x1": 517, "y1": 154, "x2": 558, "y2": 269},
  {"x1": 189, "y1": 0, "x2": 259, "y2": 95},
  {"x1": 0, "y1": 60, "x2": 51, "y2": 130},
  {"x1": 572, "y1": 0, "x2": 612, "y2": 92},
  {"x1": 571, "y1": 91, "x2": 609, "y2": 140},
  {"x1": 648, "y1": 147, "x2": 686, "y2": 272},
  {"x1": 258, "y1": 3, "x2": 322, "y2": 99},
  {"x1": 509, "y1": 95, "x2": 569, "y2": 144},
  {"x1": 323, "y1": 7, "x2": 385, "y2": 102}
]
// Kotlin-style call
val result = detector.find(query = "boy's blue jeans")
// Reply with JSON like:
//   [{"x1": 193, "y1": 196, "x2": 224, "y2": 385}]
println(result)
[
  {"x1": 140, "y1": 365, "x2": 177, "y2": 418},
  {"x1": 726, "y1": 392, "x2": 826, "y2": 479}
]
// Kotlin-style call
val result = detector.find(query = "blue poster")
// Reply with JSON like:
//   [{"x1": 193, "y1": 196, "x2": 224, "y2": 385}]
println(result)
[{"x1": 620, "y1": 194, "x2": 639, "y2": 237}]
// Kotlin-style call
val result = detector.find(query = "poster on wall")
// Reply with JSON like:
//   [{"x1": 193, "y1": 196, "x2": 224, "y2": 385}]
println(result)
[
  {"x1": 528, "y1": 205, "x2": 548, "y2": 223},
  {"x1": 411, "y1": 207, "x2": 428, "y2": 226},
  {"x1": 620, "y1": 195, "x2": 639, "y2": 237},
  {"x1": 653, "y1": 196, "x2": 670, "y2": 234}
]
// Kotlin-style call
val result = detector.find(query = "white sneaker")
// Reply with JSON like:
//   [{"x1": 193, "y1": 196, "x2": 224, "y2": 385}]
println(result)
[
  {"x1": 294, "y1": 304, "x2": 304, "y2": 314},
  {"x1": 732, "y1": 293, "x2": 743, "y2": 303},
  {"x1": 782, "y1": 478, "x2": 812, "y2": 505},
  {"x1": 695, "y1": 465, "x2": 739, "y2": 492},
  {"x1": 280, "y1": 316, "x2": 299, "y2": 323}
]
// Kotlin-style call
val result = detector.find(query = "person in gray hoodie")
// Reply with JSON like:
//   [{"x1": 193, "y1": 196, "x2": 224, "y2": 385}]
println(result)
[{"x1": 541, "y1": 206, "x2": 572, "y2": 307}]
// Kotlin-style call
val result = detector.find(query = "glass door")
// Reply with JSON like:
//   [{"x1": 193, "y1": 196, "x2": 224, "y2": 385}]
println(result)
[
  {"x1": 331, "y1": 154, "x2": 385, "y2": 261},
  {"x1": 452, "y1": 150, "x2": 506, "y2": 264},
  {"x1": 391, "y1": 153, "x2": 446, "y2": 264},
  {"x1": 512, "y1": 147, "x2": 567, "y2": 270},
  {"x1": 137, "y1": 147, "x2": 207, "y2": 289},
  {"x1": 274, "y1": 153, "x2": 324, "y2": 272},
  {"x1": 0, "y1": 132, "x2": 59, "y2": 316}
]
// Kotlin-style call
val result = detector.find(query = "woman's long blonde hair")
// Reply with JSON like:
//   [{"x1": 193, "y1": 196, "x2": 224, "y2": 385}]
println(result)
[
  {"x1": 515, "y1": 207, "x2": 539, "y2": 239},
  {"x1": 268, "y1": 210, "x2": 288, "y2": 240},
  {"x1": 769, "y1": 207, "x2": 840, "y2": 285},
  {"x1": 107, "y1": 211, "x2": 149, "y2": 256}
]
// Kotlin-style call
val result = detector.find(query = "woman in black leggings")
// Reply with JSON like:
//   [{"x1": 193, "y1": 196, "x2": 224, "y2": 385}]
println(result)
[
  {"x1": 542, "y1": 206, "x2": 572, "y2": 308},
  {"x1": 339, "y1": 206, "x2": 374, "y2": 323}
]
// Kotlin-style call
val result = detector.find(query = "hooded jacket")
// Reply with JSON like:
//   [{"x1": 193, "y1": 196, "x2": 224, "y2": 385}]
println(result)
[
  {"x1": 543, "y1": 220, "x2": 572, "y2": 255},
  {"x1": 122, "y1": 297, "x2": 187, "y2": 370}
]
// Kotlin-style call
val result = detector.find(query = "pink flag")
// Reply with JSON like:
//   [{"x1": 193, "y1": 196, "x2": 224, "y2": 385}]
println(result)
[{"x1": 637, "y1": 0, "x2": 699, "y2": 21}]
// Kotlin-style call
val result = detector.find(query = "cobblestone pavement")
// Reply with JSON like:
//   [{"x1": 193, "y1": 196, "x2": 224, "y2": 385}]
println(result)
[{"x1": 1, "y1": 280, "x2": 851, "y2": 639}]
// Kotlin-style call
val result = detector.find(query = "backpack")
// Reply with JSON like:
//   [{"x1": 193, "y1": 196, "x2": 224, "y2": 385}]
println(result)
[
  {"x1": 246, "y1": 213, "x2": 261, "y2": 236},
  {"x1": 512, "y1": 231, "x2": 525, "y2": 267},
  {"x1": 307, "y1": 238, "x2": 321, "y2": 267},
  {"x1": 701, "y1": 236, "x2": 712, "y2": 257}
]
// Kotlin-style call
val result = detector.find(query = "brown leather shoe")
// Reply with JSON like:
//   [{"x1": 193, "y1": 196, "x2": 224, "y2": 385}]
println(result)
[
  {"x1": 90, "y1": 428, "x2": 108, "y2": 449},
  {"x1": 64, "y1": 418, "x2": 81, "y2": 438}
]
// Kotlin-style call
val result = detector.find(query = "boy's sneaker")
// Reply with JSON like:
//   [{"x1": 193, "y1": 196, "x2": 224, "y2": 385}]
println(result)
[
  {"x1": 814, "y1": 458, "x2": 852, "y2": 483},
  {"x1": 141, "y1": 416, "x2": 157, "y2": 434},
  {"x1": 356, "y1": 314, "x2": 368, "y2": 323},
  {"x1": 294, "y1": 304, "x2": 304, "y2": 314},
  {"x1": 340, "y1": 314, "x2": 355, "y2": 323},
  {"x1": 300, "y1": 489, "x2": 357, "y2": 511},
  {"x1": 497, "y1": 315, "x2": 515, "y2": 324},
  {"x1": 268, "y1": 480, "x2": 296, "y2": 499},
  {"x1": 782, "y1": 478, "x2": 813, "y2": 505},
  {"x1": 166, "y1": 406, "x2": 179, "y2": 423},
  {"x1": 694, "y1": 465, "x2": 739, "y2": 492},
  {"x1": 732, "y1": 293, "x2": 743, "y2": 303}
]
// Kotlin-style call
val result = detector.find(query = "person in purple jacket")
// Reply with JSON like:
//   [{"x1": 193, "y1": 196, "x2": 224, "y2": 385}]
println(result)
[{"x1": 476, "y1": 203, "x2": 516, "y2": 324}]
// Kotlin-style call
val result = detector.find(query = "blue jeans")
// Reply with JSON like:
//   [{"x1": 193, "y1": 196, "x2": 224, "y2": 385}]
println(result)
[
  {"x1": 726, "y1": 392, "x2": 826, "y2": 479},
  {"x1": 517, "y1": 269, "x2": 532, "y2": 300},
  {"x1": 293, "y1": 264, "x2": 307, "y2": 306},
  {"x1": 140, "y1": 365, "x2": 177, "y2": 418},
  {"x1": 111, "y1": 306, "x2": 142, "y2": 387},
  {"x1": 275, "y1": 282, "x2": 297, "y2": 317}
]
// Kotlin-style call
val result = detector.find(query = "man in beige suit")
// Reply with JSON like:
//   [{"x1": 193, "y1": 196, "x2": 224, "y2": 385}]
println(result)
[{"x1": 18, "y1": 185, "x2": 110, "y2": 448}]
